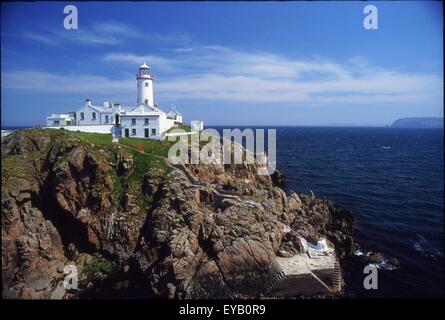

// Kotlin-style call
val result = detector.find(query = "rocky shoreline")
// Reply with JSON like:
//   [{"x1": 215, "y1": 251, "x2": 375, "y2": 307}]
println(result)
[{"x1": 2, "y1": 129, "x2": 354, "y2": 299}]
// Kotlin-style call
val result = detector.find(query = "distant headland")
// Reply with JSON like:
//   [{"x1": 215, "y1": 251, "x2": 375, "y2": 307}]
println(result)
[{"x1": 390, "y1": 117, "x2": 443, "y2": 128}]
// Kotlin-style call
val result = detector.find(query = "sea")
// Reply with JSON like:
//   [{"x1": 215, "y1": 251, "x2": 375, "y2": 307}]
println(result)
[
  {"x1": 210, "y1": 126, "x2": 444, "y2": 298},
  {"x1": 3, "y1": 125, "x2": 444, "y2": 298}
]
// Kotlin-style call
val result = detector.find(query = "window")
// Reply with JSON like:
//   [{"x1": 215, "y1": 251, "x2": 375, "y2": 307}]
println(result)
[
  {"x1": 144, "y1": 99, "x2": 148, "y2": 105},
  {"x1": 132, "y1": 118, "x2": 136, "y2": 125},
  {"x1": 144, "y1": 118, "x2": 149, "y2": 125},
  {"x1": 53, "y1": 120, "x2": 60, "y2": 125},
  {"x1": 105, "y1": 115, "x2": 109, "y2": 123},
  {"x1": 151, "y1": 128, "x2": 156, "y2": 136},
  {"x1": 132, "y1": 129, "x2": 136, "y2": 136},
  {"x1": 92, "y1": 112, "x2": 96, "y2": 120},
  {"x1": 144, "y1": 128, "x2": 149, "y2": 138},
  {"x1": 80, "y1": 112, "x2": 84, "y2": 120},
  {"x1": 145, "y1": 82, "x2": 149, "y2": 87}
]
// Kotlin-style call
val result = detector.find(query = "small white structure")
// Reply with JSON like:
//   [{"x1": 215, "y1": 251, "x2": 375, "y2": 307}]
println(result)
[
  {"x1": 299, "y1": 237, "x2": 329, "y2": 259},
  {"x1": 46, "y1": 113, "x2": 75, "y2": 126},
  {"x1": 191, "y1": 120, "x2": 204, "y2": 131},
  {"x1": 166, "y1": 105, "x2": 183, "y2": 125},
  {"x1": 45, "y1": 63, "x2": 202, "y2": 140}
]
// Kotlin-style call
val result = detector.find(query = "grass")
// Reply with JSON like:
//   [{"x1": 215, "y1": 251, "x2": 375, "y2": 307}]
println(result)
[
  {"x1": 67, "y1": 128, "x2": 205, "y2": 158},
  {"x1": 118, "y1": 137, "x2": 171, "y2": 181},
  {"x1": 127, "y1": 150, "x2": 168, "y2": 212},
  {"x1": 107, "y1": 168, "x2": 124, "y2": 208},
  {"x1": 69, "y1": 131, "x2": 113, "y2": 146},
  {"x1": 66, "y1": 131, "x2": 169, "y2": 210},
  {"x1": 117, "y1": 138, "x2": 170, "y2": 213},
  {"x1": 167, "y1": 124, "x2": 192, "y2": 133},
  {"x1": 1, "y1": 155, "x2": 32, "y2": 183},
  {"x1": 81, "y1": 256, "x2": 115, "y2": 282},
  {"x1": 67, "y1": 130, "x2": 170, "y2": 175},
  {"x1": 119, "y1": 137, "x2": 172, "y2": 158},
  {"x1": 129, "y1": 151, "x2": 166, "y2": 181}
]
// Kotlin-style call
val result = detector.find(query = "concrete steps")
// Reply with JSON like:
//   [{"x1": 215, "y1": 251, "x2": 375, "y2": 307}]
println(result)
[
  {"x1": 264, "y1": 270, "x2": 286, "y2": 294},
  {"x1": 332, "y1": 259, "x2": 342, "y2": 293}
]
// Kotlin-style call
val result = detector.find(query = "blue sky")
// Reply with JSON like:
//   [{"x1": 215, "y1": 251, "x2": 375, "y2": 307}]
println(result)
[{"x1": 1, "y1": 1, "x2": 443, "y2": 127}]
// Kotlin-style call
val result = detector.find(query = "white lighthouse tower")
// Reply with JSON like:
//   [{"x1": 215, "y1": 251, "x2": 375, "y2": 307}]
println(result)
[{"x1": 136, "y1": 63, "x2": 154, "y2": 106}]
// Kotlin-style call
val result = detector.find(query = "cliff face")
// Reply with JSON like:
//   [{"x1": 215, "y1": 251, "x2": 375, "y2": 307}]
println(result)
[{"x1": 1, "y1": 129, "x2": 353, "y2": 299}]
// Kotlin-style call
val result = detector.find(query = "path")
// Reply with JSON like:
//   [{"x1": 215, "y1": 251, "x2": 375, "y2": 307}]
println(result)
[{"x1": 118, "y1": 142, "x2": 264, "y2": 210}]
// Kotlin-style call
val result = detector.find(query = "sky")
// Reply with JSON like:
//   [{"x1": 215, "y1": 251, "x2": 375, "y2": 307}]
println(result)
[{"x1": 1, "y1": 1, "x2": 443, "y2": 127}]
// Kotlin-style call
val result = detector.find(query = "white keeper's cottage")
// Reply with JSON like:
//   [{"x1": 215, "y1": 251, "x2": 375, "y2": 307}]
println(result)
[{"x1": 46, "y1": 63, "x2": 200, "y2": 140}]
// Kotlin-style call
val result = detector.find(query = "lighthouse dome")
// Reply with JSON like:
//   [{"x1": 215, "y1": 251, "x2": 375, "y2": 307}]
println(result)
[{"x1": 140, "y1": 62, "x2": 149, "y2": 69}]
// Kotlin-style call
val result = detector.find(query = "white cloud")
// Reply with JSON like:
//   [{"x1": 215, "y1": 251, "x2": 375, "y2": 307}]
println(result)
[
  {"x1": 3, "y1": 46, "x2": 443, "y2": 108},
  {"x1": 172, "y1": 47, "x2": 194, "y2": 53},
  {"x1": 23, "y1": 22, "x2": 191, "y2": 46},
  {"x1": 102, "y1": 46, "x2": 443, "y2": 105},
  {"x1": 23, "y1": 33, "x2": 58, "y2": 45},
  {"x1": 103, "y1": 53, "x2": 174, "y2": 71},
  {"x1": 2, "y1": 70, "x2": 135, "y2": 103}
]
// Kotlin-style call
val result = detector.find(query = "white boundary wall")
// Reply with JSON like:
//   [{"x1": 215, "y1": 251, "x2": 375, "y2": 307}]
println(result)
[{"x1": 43, "y1": 125, "x2": 114, "y2": 134}]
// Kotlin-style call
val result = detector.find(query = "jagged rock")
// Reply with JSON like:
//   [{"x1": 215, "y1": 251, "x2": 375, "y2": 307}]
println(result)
[
  {"x1": 287, "y1": 192, "x2": 302, "y2": 212},
  {"x1": 166, "y1": 283, "x2": 176, "y2": 299},
  {"x1": 184, "y1": 260, "x2": 233, "y2": 299},
  {"x1": 50, "y1": 281, "x2": 66, "y2": 300},
  {"x1": 271, "y1": 169, "x2": 285, "y2": 188},
  {"x1": 367, "y1": 252, "x2": 384, "y2": 264},
  {"x1": 68, "y1": 147, "x2": 86, "y2": 173},
  {"x1": 2, "y1": 129, "x2": 354, "y2": 299}
]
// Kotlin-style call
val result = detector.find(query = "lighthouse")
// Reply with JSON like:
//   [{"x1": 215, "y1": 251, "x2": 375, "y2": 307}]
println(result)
[
  {"x1": 46, "y1": 63, "x2": 204, "y2": 141},
  {"x1": 136, "y1": 63, "x2": 154, "y2": 106}
]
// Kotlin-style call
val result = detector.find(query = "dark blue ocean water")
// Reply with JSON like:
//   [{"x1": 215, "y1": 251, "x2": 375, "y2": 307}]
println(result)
[{"x1": 211, "y1": 126, "x2": 444, "y2": 298}]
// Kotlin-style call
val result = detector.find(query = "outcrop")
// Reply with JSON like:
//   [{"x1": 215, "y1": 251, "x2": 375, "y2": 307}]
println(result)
[{"x1": 1, "y1": 129, "x2": 354, "y2": 299}]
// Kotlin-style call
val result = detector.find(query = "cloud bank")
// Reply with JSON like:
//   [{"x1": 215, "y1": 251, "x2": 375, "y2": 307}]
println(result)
[{"x1": 3, "y1": 45, "x2": 443, "y2": 107}]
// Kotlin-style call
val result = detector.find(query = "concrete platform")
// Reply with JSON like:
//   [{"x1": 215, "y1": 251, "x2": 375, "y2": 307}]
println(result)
[{"x1": 265, "y1": 246, "x2": 341, "y2": 297}]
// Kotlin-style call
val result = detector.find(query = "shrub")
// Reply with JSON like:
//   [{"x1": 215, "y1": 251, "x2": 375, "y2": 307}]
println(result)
[{"x1": 82, "y1": 256, "x2": 115, "y2": 282}]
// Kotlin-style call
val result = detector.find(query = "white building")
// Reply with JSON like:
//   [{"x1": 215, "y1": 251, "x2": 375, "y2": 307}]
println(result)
[
  {"x1": 45, "y1": 63, "x2": 201, "y2": 140},
  {"x1": 46, "y1": 113, "x2": 75, "y2": 126},
  {"x1": 119, "y1": 104, "x2": 176, "y2": 140},
  {"x1": 166, "y1": 105, "x2": 183, "y2": 125},
  {"x1": 75, "y1": 100, "x2": 115, "y2": 126}
]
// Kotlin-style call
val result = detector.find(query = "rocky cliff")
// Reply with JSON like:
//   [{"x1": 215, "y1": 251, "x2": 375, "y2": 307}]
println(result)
[{"x1": 1, "y1": 129, "x2": 354, "y2": 299}]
